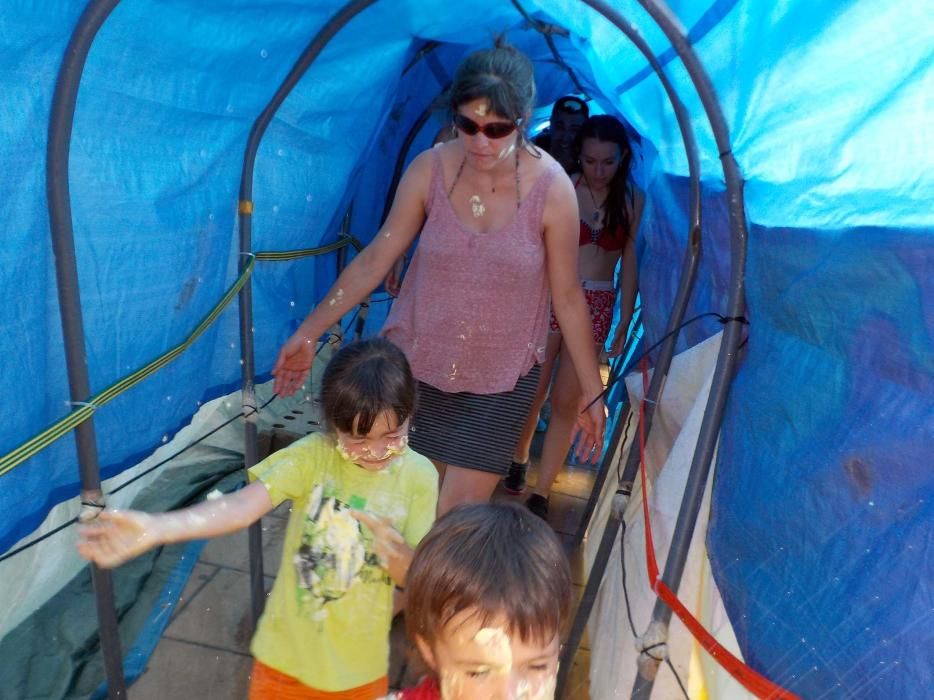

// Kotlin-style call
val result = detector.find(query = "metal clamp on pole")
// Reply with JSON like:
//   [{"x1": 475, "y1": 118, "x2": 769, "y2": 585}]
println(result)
[
  {"x1": 635, "y1": 620, "x2": 670, "y2": 682},
  {"x1": 611, "y1": 488, "x2": 630, "y2": 520},
  {"x1": 79, "y1": 489, "x2": 107, "y2": 523},
  {"x1": 242, "y1": 385, "x2": 258, "y2": 424}
]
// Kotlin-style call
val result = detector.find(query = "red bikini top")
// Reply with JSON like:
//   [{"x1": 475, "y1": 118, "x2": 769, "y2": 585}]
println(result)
[
  {"x1": 575, "y1": 176, "x2": 626, "y2": 251},
  {"x1": 579, "y1": 218, "x2": 625, "y2": 251}
]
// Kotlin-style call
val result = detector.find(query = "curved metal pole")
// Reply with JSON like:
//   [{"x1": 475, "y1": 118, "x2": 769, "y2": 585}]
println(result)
[
  {"x1": 379, "y1": 89, "x2": 447, "y2": 224},
  {"x1": 47, "y1": 0, "x2": 127, "y2": 696},
  {"x1": 236, "y1": 0, "x2": 379, "y2": 627},
  {"x1": 556, "y1": 0, "x2": 703, "y2": 694},
  {"x1": 628, "y1": 0, "x2": 750, "y2": 696},
  {"x1": 511, "y1": 0, "x2": 589, "y2": 97},
  {"x1": 571, "y1": 305, "x2": 642, "y2": 547},
  {"x1": 402, "y1": 40, "x2": 441, "y2": 76}
]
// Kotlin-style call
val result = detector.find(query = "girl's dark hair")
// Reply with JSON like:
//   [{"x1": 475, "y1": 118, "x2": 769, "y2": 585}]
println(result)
[
  {"x1": 405, "y1": 502, "x2": 571, "y2": 647},
  {"x1": 320, "y1": 338, "x2": 416, "y2": 435},
  {"x1": 575, "y1": 115, "x2": 634, "y2": 241},
  {"x1": 447, "y1": 38, "x2": 536, "y2": 141}
]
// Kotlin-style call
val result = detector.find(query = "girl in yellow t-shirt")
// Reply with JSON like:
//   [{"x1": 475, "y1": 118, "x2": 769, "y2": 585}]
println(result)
[{"x1": 77, "y1": 338, "x2": 439, "y2": 699}]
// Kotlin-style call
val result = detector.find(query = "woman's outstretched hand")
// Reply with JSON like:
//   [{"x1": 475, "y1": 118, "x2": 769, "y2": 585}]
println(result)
[
  {"x1": 572, "y1": 395, "x2": 607, "y2": 464},
  {"x1": 272, "y1": 329, "x2": 316, "y2": 397},
  {"x1": 77, "y1": 509, "x2": 160, "y2": 569}
]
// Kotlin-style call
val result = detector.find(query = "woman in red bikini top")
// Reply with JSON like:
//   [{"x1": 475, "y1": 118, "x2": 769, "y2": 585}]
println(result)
[
  {"x1": 571, "y1": 114, "x2": 639, "y2": 354},
  {"x1": 508, "y1": 114, "x2": 642, "y2": 519}
]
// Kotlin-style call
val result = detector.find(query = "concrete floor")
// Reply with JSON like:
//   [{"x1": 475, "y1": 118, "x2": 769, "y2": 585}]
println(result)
[{"x1": 129, "y1": 431, "x2": 598, "y2": 700}]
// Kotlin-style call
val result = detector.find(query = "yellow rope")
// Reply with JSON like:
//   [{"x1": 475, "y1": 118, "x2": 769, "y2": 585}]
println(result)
[{"x1": 1, "y1": 231, "x2": 366, "y2": 478}]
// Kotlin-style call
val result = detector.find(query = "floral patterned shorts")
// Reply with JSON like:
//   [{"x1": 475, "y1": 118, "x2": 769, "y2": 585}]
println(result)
[{"x1": 549, "y1": 280, "x2": 616, "y2": 344}]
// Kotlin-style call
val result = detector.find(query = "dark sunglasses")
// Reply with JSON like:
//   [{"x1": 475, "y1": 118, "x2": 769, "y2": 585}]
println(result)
[{"x1": 452, "y1": 112, "x2": 520, "y2": 139}]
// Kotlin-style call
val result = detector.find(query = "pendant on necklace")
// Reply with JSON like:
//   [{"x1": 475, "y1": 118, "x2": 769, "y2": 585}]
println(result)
[
  {"x1": 469, "y1": 195, "x2": 486, "y2": 218},
  {"x1": 592, "y1": 209, "x2": 601, "y2": 223}
]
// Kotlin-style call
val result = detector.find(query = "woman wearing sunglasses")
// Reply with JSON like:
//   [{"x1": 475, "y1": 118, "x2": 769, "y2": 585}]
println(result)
[{"x1": 273, "y1": 39, "x2": 605, "y2": 516}]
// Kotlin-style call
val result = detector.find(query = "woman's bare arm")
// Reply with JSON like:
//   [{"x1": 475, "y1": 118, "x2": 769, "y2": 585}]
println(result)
[
  {"x1": 272, "y1": 149, "x2": 435, "y2": 396},
  {"x1": 542, "y1": 170, "x2": 607, "y2": 460}
]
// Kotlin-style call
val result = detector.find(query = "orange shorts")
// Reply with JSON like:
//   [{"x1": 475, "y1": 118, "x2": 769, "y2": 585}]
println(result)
[{"x1": 249, "y1": 660, "x2": 389, "y2": 700}]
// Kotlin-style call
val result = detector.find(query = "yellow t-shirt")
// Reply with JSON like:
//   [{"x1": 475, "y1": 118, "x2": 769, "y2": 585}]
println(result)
[{"x1": 248, "y1": 432, "x2": 438, "y2": 691}]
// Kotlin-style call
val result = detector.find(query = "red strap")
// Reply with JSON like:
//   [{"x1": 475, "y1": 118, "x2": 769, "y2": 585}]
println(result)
[{"x1": 636, "y1": 359, "x2": 799, "y2": 700}]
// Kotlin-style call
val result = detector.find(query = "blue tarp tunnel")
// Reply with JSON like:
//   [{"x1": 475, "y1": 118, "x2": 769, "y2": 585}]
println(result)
[{"x1": 0, "y1": 0, "x2": 930, "y2": 698}]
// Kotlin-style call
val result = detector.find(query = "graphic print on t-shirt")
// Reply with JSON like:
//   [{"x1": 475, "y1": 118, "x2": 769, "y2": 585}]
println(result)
[{"x1": 293, "y1": 484, "x2": 389, "y2": 611}]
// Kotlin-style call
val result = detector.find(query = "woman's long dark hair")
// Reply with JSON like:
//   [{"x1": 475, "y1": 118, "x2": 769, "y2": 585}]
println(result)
[{"x1": 575, "y1": 115, "x2": 633, "y2": 241}]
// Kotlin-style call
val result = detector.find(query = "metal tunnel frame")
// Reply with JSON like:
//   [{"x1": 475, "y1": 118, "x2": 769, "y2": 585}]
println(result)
[
  {"x1": 46, "y1": 0, "x2": 379, "y2": 696},
  {"x1": 379, "y1": 86, "x2": 449, "y2": 226},
  {"x1": 47, "y1": 1, "x2": 127, "y2": 697},
  {"x1": 555, "y1": 0, "x2": 704, "y2": 694},
  {"x1": 235, "y1": 0, "x2": 380, "y2": 628},
  {"x1": 511, "y1": 0, "x2": 589, "y2": 97},
  {"x1": 569, "y1": 1, "x2": 705, "y2": 548},
  {"x1": 46, "y1": 0, "x2": 746, "y2": 697},
  {"x1": 628, "y1": 0, "x2": 749, "y2": 695}
]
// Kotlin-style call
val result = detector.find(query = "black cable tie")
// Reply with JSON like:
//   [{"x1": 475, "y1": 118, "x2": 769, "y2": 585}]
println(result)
[
  {"x1": 639, "y1": 641, "x2": 668, "y2": 662},
  {"x1": 718, "y1": 315, "x2": 749, "y2": 325},
  {"x1": 580, "y1": 311, "x2": 726, "y2": 415},
  {"x1": 79, "y1": 501, "x2": 105, "y2": 510}
]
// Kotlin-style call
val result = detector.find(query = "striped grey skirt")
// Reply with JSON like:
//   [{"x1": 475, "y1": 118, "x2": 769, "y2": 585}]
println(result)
[{"x1": 408, "y1": 365, "x2": 542, "y2": 476}]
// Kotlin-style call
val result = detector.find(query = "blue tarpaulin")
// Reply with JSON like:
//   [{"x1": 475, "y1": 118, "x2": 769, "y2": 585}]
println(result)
[{"x1": 1, "y1": 1, "x2": 930, "y2": 697}]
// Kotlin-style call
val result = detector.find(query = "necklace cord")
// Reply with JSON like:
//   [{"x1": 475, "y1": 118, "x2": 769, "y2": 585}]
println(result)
[{"x1": 447, "y1": 141, "x2": 522, "y2": 215}]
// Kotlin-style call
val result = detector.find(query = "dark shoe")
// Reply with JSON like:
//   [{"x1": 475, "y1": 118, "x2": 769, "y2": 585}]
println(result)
[
  {"x1": 526, "y1": 493, "x2": 550, "y2": 520},
  {"x1": 504, "y1": 461, "x2": 528, "y2": 494}
]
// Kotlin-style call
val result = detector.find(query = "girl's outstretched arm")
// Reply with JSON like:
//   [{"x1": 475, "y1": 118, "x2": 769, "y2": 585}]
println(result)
[{"x1": 77, "y1": 481, "x2": 274, "y2": 569}]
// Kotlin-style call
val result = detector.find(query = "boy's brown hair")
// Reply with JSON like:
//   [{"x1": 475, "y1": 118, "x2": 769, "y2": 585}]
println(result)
[{"x1": 405, "y1": 502, "x2": 571, "y2": 646}]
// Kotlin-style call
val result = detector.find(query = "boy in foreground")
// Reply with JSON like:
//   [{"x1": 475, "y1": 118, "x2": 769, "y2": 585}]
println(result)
[{"x1": 388, "y1": 502, "x2": 571, "y2": 699}]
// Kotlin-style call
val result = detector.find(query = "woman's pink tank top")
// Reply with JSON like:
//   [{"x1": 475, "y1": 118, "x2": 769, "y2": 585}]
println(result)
[{"x1": 383, "y1": 148, "x2": 560, "y2": 394}]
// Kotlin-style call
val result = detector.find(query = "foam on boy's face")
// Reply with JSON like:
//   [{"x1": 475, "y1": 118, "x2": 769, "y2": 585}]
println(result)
[
  {"x1": 335, "y1": 410, "x2": 409, "y2": 472},
  {"x1": 418, "y1": 610, "x2": 559, "y2": 700}
]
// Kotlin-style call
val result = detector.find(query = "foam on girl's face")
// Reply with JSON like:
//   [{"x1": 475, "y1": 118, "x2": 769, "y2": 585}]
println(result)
[
  {"x1": 335, "y1": 411, "x2": 409, "y2": 472},
  {"x1": 429, "y1": 611, "x2": 560, "y2": 699}
]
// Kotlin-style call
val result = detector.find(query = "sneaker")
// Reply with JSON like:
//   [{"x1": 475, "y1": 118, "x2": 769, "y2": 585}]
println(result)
[
  {"x1": 526, "y1": 493, "x2": 550, "y2": 520},
  {"x1": 503, "y1": 461, "x2": 528, "y2": 494}
]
